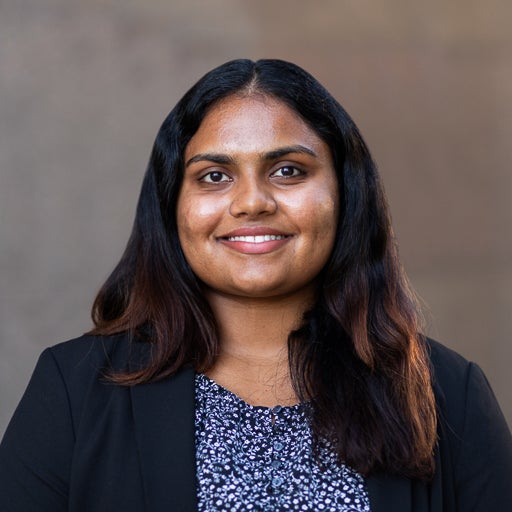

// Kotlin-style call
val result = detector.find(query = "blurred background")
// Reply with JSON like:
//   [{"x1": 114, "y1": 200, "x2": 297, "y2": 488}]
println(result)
[{"x1": 1, "y1": 0, "x2": 511, "y2": 436}]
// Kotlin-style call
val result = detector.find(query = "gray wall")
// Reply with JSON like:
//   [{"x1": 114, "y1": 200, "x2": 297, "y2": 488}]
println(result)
[{"x1": 1, "y1": 0, "x2": 511, "y2": 436}]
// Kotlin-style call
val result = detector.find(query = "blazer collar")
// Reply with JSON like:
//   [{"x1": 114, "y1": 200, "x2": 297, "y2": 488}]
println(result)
[{"x1": 131, "y1": 366, "x2": 198, "y2": 512}]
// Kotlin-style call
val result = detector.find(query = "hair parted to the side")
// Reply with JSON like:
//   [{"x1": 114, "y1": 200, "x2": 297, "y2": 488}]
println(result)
[{"x1": 90, "y1": 59, "x2": 437, "y2": 479}]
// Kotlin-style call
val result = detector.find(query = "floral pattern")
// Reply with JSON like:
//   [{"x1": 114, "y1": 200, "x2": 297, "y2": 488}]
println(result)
[{"x1": 195, "y1": 373, "x2": 370, "y2": 511}]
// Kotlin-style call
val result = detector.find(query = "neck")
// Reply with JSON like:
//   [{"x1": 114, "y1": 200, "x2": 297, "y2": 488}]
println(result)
[
  {"x1": 207, "y1": 289, "x2": 314, "y2": 355},
  {"x1": 203, "y1": 288, "x2": 315, "y2": 407}
]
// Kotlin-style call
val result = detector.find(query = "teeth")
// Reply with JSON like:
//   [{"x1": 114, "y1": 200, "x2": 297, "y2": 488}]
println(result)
[{"x1": 227, "y1": 235, "x2": 285, "y2": 243}]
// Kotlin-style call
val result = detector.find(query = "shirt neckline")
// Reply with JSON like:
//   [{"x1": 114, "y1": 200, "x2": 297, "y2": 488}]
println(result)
[{"x1": 195, "y1": 372, "x2": 305, "y2": 413}]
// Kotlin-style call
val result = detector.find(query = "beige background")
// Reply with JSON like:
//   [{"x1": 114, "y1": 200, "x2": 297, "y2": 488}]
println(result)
[{"x1": 1, "y1": 0, "x2": 511, "y2": 436}]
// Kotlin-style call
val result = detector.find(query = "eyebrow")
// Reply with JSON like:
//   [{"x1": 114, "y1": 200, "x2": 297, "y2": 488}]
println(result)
[
  {"x1": 185, "y1": 144, "x2": 317, "y2": 168},
  {"x1": 263, "y1": 145, "x2": 317, "y2": 160}
]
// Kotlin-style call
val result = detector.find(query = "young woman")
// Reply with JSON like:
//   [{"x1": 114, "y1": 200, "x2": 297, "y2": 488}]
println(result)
[{"x1": 1, "y1": 59, "x2": 511, "y2": 511}]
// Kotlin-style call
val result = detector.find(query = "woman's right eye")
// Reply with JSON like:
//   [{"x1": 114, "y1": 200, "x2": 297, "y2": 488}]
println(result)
[{"x1": 199, "y1": 171, "x2": 231, "y2": 183}]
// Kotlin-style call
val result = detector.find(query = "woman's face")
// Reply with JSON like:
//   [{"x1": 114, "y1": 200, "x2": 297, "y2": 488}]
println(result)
[{"x1": 176, "y1": 94, "x2": 339, "y2": 301}]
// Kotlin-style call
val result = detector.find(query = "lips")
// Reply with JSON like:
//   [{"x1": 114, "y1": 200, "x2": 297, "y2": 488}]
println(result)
[
  {"x1": 226, "y1": 234, "x2": 287, "y2": 243},
  {"x1": 217, "y1": 228, "x2": 292, "y2": 254}
]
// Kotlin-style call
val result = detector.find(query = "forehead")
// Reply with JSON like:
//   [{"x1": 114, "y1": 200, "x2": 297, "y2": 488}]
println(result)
[{"x1": 185, "y1": 94, "x2": 326, "y2": 157}]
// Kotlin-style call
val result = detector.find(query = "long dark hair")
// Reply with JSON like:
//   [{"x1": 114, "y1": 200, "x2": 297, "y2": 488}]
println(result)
[{"x1": 90, "y1": 59, "x2": 437, "y2": 479}]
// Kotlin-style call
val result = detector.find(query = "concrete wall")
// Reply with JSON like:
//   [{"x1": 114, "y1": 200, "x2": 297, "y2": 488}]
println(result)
[{"x1": 1, "y1": 0, "x2": 511, "y2": 435}]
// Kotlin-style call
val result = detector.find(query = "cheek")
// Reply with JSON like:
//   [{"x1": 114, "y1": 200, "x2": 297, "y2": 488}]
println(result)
[
  {"x1": 300, "y1": 197, "x2": 339, "y2": 283},
  {"x1": 176, "y1": 200, "x2": 201, "y2": 261},
  {"x1": 177, "y1": 196, "x2": 213, "y2": 237},
  {"x1": 295, "y1": 190, "x2": 339, "y2": 240}
]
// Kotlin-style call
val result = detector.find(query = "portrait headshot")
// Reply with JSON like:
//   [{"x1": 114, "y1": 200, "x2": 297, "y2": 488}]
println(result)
[{"x1": 1, "y1": 3, "x2": 511, "y2": 512}]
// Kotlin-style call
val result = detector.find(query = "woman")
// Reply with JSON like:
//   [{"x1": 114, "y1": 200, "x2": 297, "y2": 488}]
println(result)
[{"x1": 1, "y1": 59, "x2": 511, "y2": 511}]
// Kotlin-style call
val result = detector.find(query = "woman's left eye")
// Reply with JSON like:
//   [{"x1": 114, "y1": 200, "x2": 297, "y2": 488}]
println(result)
[{"x1": 271, "y1": 166, "x2": 303, "y2": 178}]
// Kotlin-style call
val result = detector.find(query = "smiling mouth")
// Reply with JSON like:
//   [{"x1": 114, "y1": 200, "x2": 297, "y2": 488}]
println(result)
[
  {"x1": 225, "y1": 234, "x2": 288, "y2": 243},
  {"x1": 218, "y1": 233, "x2": 292, "y2": 254}
]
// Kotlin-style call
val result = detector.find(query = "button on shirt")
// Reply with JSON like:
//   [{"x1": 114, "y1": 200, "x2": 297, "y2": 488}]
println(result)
[{"x1": 195, "y1": 374, "x2": 370, "y2": 511}]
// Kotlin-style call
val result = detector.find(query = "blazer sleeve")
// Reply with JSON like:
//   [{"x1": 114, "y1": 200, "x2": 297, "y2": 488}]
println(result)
[
  {"x1": 452, "y1": 362, "x2": 512, "y2": 510},
  {"x1": 0, "y1": 348, "x2": 74, "y2": 511}
]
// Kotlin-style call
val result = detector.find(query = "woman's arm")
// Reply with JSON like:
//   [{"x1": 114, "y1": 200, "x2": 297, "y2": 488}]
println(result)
[
  {"x1": 0, "y1": 349, "x2": 74, "y2": 511},
  {"x1": 453, "y1": 362, "x2": 512, "y2": 510}
]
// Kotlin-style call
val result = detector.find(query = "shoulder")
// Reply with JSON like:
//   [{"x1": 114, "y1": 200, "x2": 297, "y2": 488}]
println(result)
[
  {"x1": 29, "y1": 332, "x2": 148, "y2": 417},
  {"x1": 425, "y1": 336, "x2": 469, "y2": 372},
  {"x1": 49, "y1": 331, "x2": 132, "y2": 359},
  {"x1": 424, "y1": 337, "x2": 492, "y2": 428},
  {"x1": 425, "y1": 337, "x2": 512, "y2": 491},
  {"x1": 15, "y1": 332, "x2": 154, "y2": 439},
  {"x1": 43, "y1": 331, "x2": 147, "y2": 381},
  {"x1": 425, "y1": 337, "x2": 473, "y2": 396},
  {"x1": 0, "y1": 332, "x2": 151, "y2": 509},
  {"x1": 424, "y1": 337, "x2": 502, "y2": 420}
]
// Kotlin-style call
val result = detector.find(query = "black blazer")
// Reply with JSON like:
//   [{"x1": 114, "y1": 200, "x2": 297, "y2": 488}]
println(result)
[{"x1": 1, "y1": 333, "x2": 511, "y2": 511}]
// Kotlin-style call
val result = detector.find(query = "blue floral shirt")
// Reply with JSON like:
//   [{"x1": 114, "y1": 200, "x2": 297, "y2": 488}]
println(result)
[{"x1": 195, "y1": 373, "x2": 371, "y2": 512}]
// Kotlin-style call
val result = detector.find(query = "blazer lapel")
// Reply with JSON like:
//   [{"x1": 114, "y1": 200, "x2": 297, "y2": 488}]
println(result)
[{"x1": 131, "y1": 367, "x2": 198, "y2": 512}]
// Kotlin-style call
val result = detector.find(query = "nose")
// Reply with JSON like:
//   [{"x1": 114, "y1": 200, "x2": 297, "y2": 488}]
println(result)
[{"x1": 229, "y1": 175, "x2": 277, "y2": 218}]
